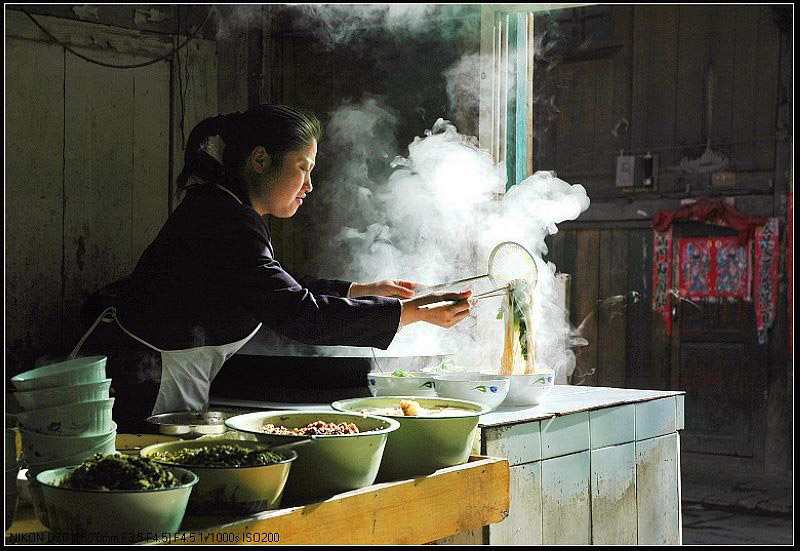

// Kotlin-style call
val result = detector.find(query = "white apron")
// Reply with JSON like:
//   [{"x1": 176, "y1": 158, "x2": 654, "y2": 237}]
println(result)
[
  {"x1": 69, "y1": 184, "x2": 262, "y2": 415},
  {"x1": 71, "y1": 306, "x2": 261, "y2": 416}
]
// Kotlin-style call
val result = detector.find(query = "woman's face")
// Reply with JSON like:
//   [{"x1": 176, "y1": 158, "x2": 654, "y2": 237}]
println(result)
[{"x1": 249, "y1": 140, "x2": 317, "y2": 218}]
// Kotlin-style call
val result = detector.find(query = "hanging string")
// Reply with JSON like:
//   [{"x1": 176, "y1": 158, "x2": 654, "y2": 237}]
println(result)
[{"x1": 21, "y1": 8, "x2": 212, "y2": 70}]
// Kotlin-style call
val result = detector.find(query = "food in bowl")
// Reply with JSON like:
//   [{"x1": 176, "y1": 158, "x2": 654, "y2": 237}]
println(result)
[
  {"x1": 59, "y1": 454, "x2": 181, "y2": 491},
  {"x1": 260, "y1": 420, "x2": 361, "y2": 436},
  {"x1": 358, "y1": 399, "x2": 478, "y2": 417},
  {"x1": 225, "y1": 411, "x2": 399, "y2": 499},
  {"x1": 141, "y1": 440, "x2": 296, "y2": 513},
  {"x1": 148, "y1": 444, "x2": 285, "y2": 467},
  {"x1": 35, "y1": 462, "x2": 197, "y2": 542},
  {"x1": 332, "y1": 397, "x2": 489, "y2": 481}
]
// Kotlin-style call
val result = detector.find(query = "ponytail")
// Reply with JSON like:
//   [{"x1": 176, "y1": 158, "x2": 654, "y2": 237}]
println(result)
[{"x1": 176, "y1": 105, "x2": 321, "y2": 195}]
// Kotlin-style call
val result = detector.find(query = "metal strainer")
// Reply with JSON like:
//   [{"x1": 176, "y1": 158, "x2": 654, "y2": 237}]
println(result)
[{"x1": 415, "y1": 241, "x2": 538, "y2": 297}]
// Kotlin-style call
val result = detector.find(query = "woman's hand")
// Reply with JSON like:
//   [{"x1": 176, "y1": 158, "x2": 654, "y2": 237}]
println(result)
[
  {"x1": 400, "y1": 290, "x2": 473, "y2": 329},
  {"x1": 349, "y1": 280, "x2": 420, "y2": 299}
]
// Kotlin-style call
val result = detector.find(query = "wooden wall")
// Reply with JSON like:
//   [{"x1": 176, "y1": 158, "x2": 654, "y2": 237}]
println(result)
[
  {"x1": 534, "y1": 5, "x2": 791, "y2": 470},
  {"x1": 5, "y1": 8, "x2": 218, "y2": 373}
]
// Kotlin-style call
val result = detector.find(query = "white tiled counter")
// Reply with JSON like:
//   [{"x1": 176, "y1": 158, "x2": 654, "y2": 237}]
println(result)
[{"x1": 438, "y1": 385, "x2": 685, "y2": 546}]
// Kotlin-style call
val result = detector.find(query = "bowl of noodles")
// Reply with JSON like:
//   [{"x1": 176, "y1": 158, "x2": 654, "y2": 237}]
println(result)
[{"x1": 331, "y1": 397, "x2": 489, "y2": 481}]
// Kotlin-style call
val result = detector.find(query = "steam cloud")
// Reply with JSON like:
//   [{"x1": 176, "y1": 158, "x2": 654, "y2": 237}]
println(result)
[{"x1": 296, "y1": 98, "x2": 590, "y2": 383}]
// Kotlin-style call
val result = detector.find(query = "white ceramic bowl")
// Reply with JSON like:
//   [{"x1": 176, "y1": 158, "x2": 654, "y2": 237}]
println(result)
[
  {"x1": 18, "y1": 399, "x2": 115, "y2": 437},
  {"x1": 434, "y1": 374, "x2": 511, "y2": 412},
  {"x1": 20, "y1": 423, "x2": 117, "y2": 466},
  {"x1": 367, "y1": 372, "x2": 436, "y2": 397},
  {"x1": 503, "y1": 370, "x2": 556, "y2": 407},
  {"x1": 10, "y1": 356, "x2": 107, "y2": 391},
  {"x1": 15, "y1": 379, "x2": 112, "y2": 411}
]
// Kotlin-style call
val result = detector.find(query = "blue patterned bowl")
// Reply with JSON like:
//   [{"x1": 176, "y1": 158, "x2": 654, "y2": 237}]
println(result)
[{"x1": 433, "y1": 374, "x2": 510, "y2": 411}]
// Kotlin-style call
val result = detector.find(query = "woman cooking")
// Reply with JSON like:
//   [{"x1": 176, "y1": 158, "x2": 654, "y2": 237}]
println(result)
[{"x1": 79, "y1": 104, "x2": 472, "y2": 433}]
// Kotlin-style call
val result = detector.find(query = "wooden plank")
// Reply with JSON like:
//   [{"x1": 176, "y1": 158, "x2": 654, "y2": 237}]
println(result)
[
  {"x1": 217, "y1": 33, "x2": 249, "y2": 114},
  {"x1": 4, "y1": 9, "x2": 174, "y2": 58},
  {"x1": 488, "y1": 462, "x2": 543, "y2": 545},
  {"x1": 63, "y1": 48, "x2": 137, "y2": 349},
  {"x1": 541, "y1": 451, "x2": 591, "y2": 544},
  {"x1": 572, "y1": 229, "x2": 599, "y2": 385},
  {"x1": 636, "y1": 433, "x2": 680, "y2": 544},
  {"x1": 172, "y1": 36, "x2": 218, "y2": 213},
  {"x1": 590, "y1": 443, "x2": 637, "y2": 544},
  {"x1": 630, "y1": 6, "x2": 679, "y2": 159},
  {"x1": 132, "y1": 60, "x2": 171, "y2": 263},
  {"x1": 171, "y1": 457, "x2": 510, "y2": 545},
  {"x1": 597, "y1": 229, "x2": 628, "y2": 387},
  {"x1": 5, "y1": 38, "x2": 65, "y2": 358},
  {"x1": 751, "y1": 6, "x2": 780, "y2": 171},
  {"x1": 555, "y1": 60, "x2": 596, "y2": 177},
  {"x1": 730, "y1": 5, "x2": 760, "y2": 171},
  {"x1": 625, "y1": 228, "x2": 654, "y2": 388},
  {"x1": 674, "y1": 6, "x2": 710, "y2": 158}
]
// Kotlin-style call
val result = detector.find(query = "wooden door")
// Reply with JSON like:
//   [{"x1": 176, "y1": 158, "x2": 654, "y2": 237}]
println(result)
[{"x1": 668, "y1": 222, "x2": 765, "y2": 457}]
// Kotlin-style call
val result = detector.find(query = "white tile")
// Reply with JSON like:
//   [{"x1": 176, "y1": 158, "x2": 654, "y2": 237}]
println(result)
[
  {"x1": 541, "y1": 451, "x2": 591, "y2": 544},
  {"x1": 591, "y1": 443, "x2": 637, "y2": 544},
  {"x1": 636, "y1": 433, "x2": 681, "y2": 545},
  {"x1": 488, "y1": 462, "x2": 542, "y2": 545},
  {"x1": 590, "y1": 405, "x2": 635, "y2": 449},
  {"x1": 635, "y1": 397, "x2": 677, "y2": 440},
  {"x1": 541, "y1": 412, "x2": 590, "y2": 459},
  {"x1": 484, "y1": 421, "x2": 541, "y2": 466}
]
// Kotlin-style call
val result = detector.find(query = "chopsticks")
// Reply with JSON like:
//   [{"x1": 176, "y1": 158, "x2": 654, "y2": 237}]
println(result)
[{"x1": 417, "y1": 285, "x2": 510, "y2": 310}]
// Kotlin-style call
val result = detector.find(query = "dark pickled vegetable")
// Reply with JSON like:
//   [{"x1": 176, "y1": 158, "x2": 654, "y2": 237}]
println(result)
[
  {"x1": 150, "y1": 445, "x2": 285, "y2": 467},
  {"x1": 60, "y1": 454, "x2": 180, "y2": 491}
]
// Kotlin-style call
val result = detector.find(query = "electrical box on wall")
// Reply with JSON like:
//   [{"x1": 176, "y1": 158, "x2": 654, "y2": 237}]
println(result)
[{"x1": 616, "y1": 153, "x2": 658, "y2": 189}]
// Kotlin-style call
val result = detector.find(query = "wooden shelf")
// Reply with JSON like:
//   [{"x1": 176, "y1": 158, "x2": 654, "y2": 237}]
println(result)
[{"x1": 7, "y1": 455, "x2": 509, "y2": 545}]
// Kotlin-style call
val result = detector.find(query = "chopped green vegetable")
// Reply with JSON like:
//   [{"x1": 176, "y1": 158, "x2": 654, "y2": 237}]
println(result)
[
  {"x1": 60, "y1": 454, "x2": 180, "y2": 491},
  {"x1": 391, "y1": 370, "x2": 409, "y2": 377},
  {"x1": 150, "y1": 445, "x2": 285, "y2": 467}
]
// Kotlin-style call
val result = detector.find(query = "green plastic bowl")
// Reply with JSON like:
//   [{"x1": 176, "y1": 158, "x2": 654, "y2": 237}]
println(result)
[
  {"x1": 331, "y1": 396, "x2": 489, "y2": 481},
  {"x1": 225, "y1": 411, "x2": 399, "y2": 500},
  {"x1": 10, "y1": 357, "x2": 107, "y2": 391},
  {"x1": 35, "y1": 465, "x2": 198, "y2": 542},
  {"x1": 15, "y1": 379, "x2": 112, "y2": 411},
  {"x1": 140, "y1": 439, "x2": 297, "y2": 513},
  {"x1": 18, "y1": 399, "x2": 115, "y2": 436}
]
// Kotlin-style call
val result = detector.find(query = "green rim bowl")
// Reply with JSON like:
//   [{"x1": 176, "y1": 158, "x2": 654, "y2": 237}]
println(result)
[
  {"x1": 225, "y1": 411, "x2": 399, "y2": 500},
  {"x1": 140, "y1": 439, "x2": 297, "y2": 513},
  {"x1": 35, "y1": 465, "x2": 198, "y2": 541},
  {"x1": 20, "y1": 423, "x2": 117, "y2": 467},
  {"x1": 331, "y1": 396, "x2": 489, "y2": 481},
  {"x1": 15, "y1": 379, "x2": 112, "y2": 411},
  {"x1": 18, "y1": 399, "x2": 115, "y2": 437},
  {"x1": 10, "y1": 356, "x2": 107, "y2": 391}
]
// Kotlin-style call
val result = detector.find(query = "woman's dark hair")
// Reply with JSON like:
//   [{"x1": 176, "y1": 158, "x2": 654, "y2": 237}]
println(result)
[{"x1": 176, "y1": 104, "x2": 321, "y2": 194}]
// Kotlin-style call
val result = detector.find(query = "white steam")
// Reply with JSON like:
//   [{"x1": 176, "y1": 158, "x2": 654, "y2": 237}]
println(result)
[{"x1": 303, "y1": 99, "x2": 589, "y2": 383}]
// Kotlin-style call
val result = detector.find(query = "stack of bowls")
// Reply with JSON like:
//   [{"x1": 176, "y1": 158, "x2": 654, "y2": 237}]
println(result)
[{"x1": 10, "y1": 356, "x2": 116, "y2": 477}]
